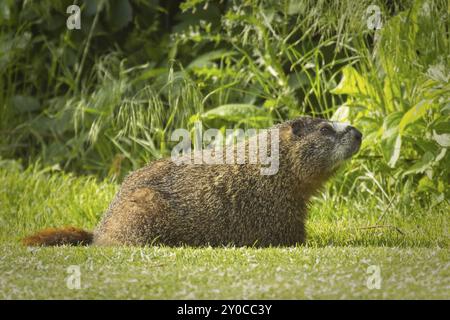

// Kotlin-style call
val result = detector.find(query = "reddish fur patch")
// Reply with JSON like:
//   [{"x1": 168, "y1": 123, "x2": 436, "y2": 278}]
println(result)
[{"x1": 22, "y1": 226, "x2": 93, "y2": 246}]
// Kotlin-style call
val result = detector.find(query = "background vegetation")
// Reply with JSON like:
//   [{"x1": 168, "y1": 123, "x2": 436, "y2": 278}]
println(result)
[{"x1": 0, "y1": 0, "x2": 448, "y2": 219}]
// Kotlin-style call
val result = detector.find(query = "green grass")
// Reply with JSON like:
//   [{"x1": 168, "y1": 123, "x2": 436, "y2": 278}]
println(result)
[
  {"x1": 0, "y1": 163, "x2": 448, "y2": 299},
  {"x1": 1, "y1": 245, "x2": 448, "y2": 299}
]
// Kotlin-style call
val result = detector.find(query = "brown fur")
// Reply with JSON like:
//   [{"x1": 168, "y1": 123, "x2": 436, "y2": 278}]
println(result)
[
  {"x1": 22, "y1": 227, "x2": 93, "y2": 246},
  {"x1": 23, "y1": 117, "x2": 362, "y2": 247}
]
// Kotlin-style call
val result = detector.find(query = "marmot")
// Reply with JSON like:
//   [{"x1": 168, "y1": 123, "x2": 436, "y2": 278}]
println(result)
[{"x1": 22, "y1": 117, "x2": 362, "y2": 247}]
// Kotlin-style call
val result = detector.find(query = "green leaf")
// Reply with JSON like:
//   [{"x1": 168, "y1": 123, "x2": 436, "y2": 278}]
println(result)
[
  {"x1": 383, "y1": 77, "x2": 401, "y2": 112},
  {"x1": 331, "y1": 66, "x2": 374, "y2": 97},
  {"x1": 287, "y1": 1, "x2": 304, "y2": 15},
  {"x1": 388, "y1": 134, "x2": 402, "y2": 168},
  {"x1": 0, "y1": 0, "x2": 13, "y2": 23},
  {"x1": 435, "y1": 148, "x2": 447, "y2": 162},
  {"x1": 11, "y1": 95, "x2": 40, "y2": 113},
  {"x1": 415, "y1": 137, "x2": 439, "y2": 155},
  {"x1": 187, "y1": 50, "x2": 235, "y2": 69},
  {"x1": 417, "y1": 175, "x2": 435, "y2": 192},
  {"x1": 379, "y1": 111, "x2": 404, "y2": 167},
  {"x1": 399, "y1": 100, "x2": 434, "y2": 133},
  {"x1": 133, "y1": 68, "x2": 167, "y2": 83},
  {"x1": 331, "y1": 105, "x2": 350, "y2": 122},
  {"x1": 432, "y1": 118, "x2": 450, "y2": 133},
  {"x1": 201, "y1": 104, "x2": 267, "y2": 122},
  {"x1": 433, "y1": 131, "x2": 450, "y2": 147},
  {"x1": 381, "y1": 111, "x2": 403, "y2": 139},
  {"x1": 107, "y1": 0, "x2": 133, "y2": 31},
  {"x1": 287, "y1": 72, "x2": 311, "y2": 90},
  {"x1": 403, "y1": 151, "x2": 434, "y2": 176}
]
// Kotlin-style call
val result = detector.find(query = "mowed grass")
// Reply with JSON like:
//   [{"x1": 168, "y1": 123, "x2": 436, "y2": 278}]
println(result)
[
  {"x1": 1, "y1": 245, "x2": 448, "y2": 299},
  {"x1": 0, "y1": 164, "x2": 448, "y2": 299}
]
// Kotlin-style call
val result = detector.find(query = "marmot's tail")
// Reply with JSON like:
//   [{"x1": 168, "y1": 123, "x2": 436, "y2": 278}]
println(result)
[{"x1": 22, "y1": 227, "x2": 93, "y2": 246}]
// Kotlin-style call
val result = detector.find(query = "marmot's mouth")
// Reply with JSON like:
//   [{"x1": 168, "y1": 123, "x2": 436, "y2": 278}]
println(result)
[
  {"x1": 350, "y1": 138, "x2": 362, "y2": 155},
  {"x1": 334, "y1": 131, "x2": 362, "y2": 164},
  {"x1": 345, "y1": 126, "x2": 362, "y2": 157},
  {"x1": 342, "y1": 141, "x2": 361, "y2": 160}
]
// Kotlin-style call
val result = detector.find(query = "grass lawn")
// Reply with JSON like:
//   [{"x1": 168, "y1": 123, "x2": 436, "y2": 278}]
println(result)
[{"x1": 0, "y1": 164, "x2": 448, "y2": 299}]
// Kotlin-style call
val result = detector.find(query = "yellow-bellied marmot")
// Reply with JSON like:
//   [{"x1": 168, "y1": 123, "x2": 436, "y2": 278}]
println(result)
[{"x1": 22, "y1": 117, "x2": 362, "y2": 247}]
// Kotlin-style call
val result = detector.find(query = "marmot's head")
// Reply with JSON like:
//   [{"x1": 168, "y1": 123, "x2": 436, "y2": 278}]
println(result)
[{"x1": 280, "y1": 117, "x2": 362, "y2": 181}]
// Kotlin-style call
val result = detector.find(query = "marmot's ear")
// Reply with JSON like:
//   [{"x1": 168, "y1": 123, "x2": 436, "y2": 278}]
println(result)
[{"x1": 291, "y1": 120, "x2": 304, "y2": 137}]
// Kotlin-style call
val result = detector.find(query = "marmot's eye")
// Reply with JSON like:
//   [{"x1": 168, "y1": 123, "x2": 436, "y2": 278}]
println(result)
[{"x1": 320, "y1": 126, "x2": 334, "y2": 135}]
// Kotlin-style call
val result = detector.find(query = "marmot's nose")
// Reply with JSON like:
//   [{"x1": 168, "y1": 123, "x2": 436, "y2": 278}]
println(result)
[{"x1": 348, "y1": 126, "x2": 362, "y2": 141}]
